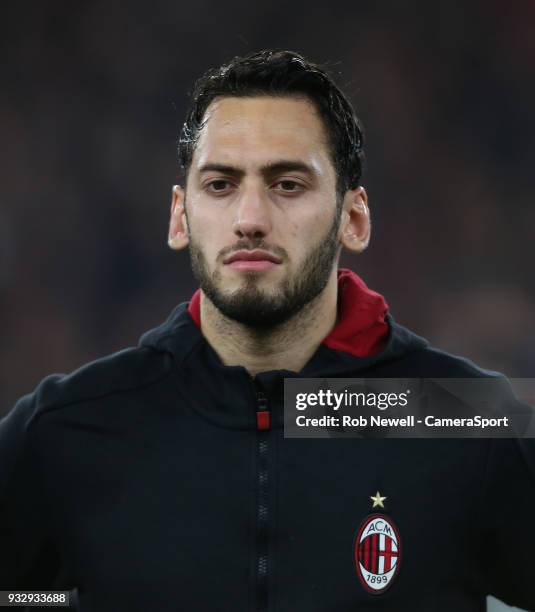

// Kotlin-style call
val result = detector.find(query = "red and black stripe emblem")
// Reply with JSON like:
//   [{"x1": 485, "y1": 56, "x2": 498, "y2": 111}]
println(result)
[{"x1": 354, "y1": 514, "x2": 401, "y2": 594}]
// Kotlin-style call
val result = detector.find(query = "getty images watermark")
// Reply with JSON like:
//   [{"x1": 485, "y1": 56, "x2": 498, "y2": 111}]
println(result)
[{"x1": 283, "y1": 378, "x2": 535, "y2": 438}]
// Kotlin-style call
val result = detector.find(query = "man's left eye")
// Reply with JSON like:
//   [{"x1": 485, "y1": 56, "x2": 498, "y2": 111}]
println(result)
[{"x1": 274, "y1": 180, "x2": 302, "y2": 192}]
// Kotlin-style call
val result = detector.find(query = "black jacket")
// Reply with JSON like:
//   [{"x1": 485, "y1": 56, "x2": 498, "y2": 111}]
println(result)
[{"x1": 1, "y1": 273, "x2": 535, "y2": 612}]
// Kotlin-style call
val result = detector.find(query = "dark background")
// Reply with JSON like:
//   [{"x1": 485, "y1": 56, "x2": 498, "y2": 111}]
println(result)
[{"x1": 2, "y1": 0, "x2": 534, "y2": 412}]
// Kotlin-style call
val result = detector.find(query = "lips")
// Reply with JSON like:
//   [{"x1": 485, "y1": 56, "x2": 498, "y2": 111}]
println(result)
[
  {"x1": 224, "y1": 249, "x2": 282, "y2": 272},
  {"x1": 224, "y1": 250, "x2": 282, "y2": 265}
]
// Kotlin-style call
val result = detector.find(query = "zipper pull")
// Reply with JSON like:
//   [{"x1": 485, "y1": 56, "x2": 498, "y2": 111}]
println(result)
[{"x1": 256, "y1": 391, "x2": 270, "y2": 431}]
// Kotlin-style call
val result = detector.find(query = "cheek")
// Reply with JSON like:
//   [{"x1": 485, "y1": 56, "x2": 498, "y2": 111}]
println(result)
[
  {"x1": 287, "y1": 221, "x2": 299, "y2": 239},
  {"x1": 285, "y1": 212, "x2": 328, "y2": 260},
  {"x1": 302, "y1": 210, "x2": 334, "y2": 240},
  {"x1": 189, "y1": 196, "x2": 236, "y2": 240},
  {"x1": 284, "y1": 206, "x2": 328, "y2": 237},
  {"x1": 187, "y1": 209, "x2": 224, "y2": 252}
]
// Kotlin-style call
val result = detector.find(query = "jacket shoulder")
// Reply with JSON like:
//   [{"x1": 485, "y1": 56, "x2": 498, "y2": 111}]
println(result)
[
  {"x1": 397, "y1": 343, "x2": 503, "y2": 378},
  {"x1": 379, "y1": 319, "x2": 502, "y2": 378},
  {"x1": 14, "y1": 346, "x2": 173, "y2": 427}
]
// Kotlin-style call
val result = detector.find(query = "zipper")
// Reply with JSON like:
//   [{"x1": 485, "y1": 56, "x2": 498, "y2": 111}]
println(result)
[{"x1": 255, "y1": 389, "x2": 270, "y2": 612}]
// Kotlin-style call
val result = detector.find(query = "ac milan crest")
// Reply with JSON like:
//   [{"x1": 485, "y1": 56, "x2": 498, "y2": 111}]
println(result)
[{"x1": 354, "y1": 513, "x2": 401, "y2": 594}]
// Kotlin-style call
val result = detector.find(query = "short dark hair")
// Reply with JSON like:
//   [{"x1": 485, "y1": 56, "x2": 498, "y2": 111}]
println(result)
[{"x1": 178, "y1": 50, "x2": 365, "y2": 197}]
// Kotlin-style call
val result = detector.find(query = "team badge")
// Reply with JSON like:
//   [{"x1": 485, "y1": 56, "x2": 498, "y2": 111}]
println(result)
[{"x1": 354, "y1": 492, "x2": 401, "y2": 594}]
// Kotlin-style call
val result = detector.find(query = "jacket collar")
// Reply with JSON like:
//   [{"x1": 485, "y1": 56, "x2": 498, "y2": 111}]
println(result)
[{"x1": 139, "y1": 269, "x2": 427, "y2": 429}]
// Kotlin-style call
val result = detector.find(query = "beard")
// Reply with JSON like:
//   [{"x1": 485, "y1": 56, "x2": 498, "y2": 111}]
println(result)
[{"x1": 188, "y1": 211, "x2": 341, "y2": 329}]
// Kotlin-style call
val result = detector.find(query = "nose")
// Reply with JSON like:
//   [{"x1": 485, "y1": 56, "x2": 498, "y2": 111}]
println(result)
[{"x1": 232, "y1": 182, "x2": 272, "y2": 240}]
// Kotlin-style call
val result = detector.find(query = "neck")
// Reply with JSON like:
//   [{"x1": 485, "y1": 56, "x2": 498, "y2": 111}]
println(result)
[{"x1": 200, "y1": 272, "x2": 339, "y2": 376}]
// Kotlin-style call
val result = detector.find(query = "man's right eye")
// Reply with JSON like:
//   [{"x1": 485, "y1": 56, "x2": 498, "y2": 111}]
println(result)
[{"x1": 207, "y1": 180, "x2": 232, "y2": 192}]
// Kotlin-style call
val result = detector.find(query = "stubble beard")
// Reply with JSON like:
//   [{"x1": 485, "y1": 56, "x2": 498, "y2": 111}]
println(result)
[{"x1": 188, "y1": 210, "x2": 341, "y2": 329}]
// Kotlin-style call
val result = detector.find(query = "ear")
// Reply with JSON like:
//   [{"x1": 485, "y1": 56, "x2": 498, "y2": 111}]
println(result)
[
  {"x1": 339, "y1": 186, "x2": 370, "y2": 253},
  {"x1": 168, "y1": 185, "x2": 189, "y2": 251}
]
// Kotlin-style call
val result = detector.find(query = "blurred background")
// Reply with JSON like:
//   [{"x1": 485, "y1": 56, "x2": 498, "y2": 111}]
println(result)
[
  {"x1": 1, "y1": 2, "x2": 534, "y2": 609},
  {"x1": 2, "y1": 1, "x2": 535, "y2": 392},
  {"x1": 2, "y1": 1, "x2": 534, "y2": 411}
]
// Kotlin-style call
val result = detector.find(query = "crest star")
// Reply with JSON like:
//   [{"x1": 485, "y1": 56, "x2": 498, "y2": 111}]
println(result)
[{"x1": 370, "y1": 491, "x2": 387, "y2": 508}]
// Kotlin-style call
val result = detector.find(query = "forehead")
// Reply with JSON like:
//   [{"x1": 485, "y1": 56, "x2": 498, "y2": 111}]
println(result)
[{"x1": 190, "y1": 96, "x2": 334, "y2": 175}]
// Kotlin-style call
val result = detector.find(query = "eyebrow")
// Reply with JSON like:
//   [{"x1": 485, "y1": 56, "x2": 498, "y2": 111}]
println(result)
[{"x1": 197, "y1": 160, "x2": 316, "y2": 179}]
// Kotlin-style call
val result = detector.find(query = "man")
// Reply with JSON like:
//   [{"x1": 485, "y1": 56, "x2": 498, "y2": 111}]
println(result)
[{"x1": 1, "y1": 50, "x2": 534, "y2": 611}]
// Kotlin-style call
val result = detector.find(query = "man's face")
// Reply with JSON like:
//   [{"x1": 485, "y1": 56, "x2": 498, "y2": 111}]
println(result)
[{"x1": 180, "y1": 96, "x2": 344, "y2": 327}]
